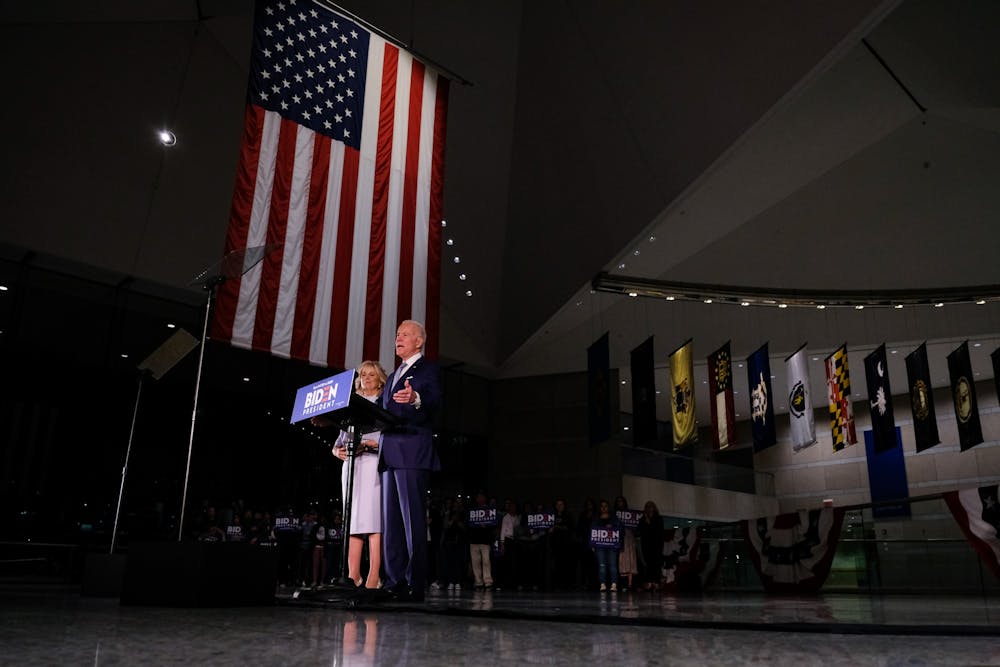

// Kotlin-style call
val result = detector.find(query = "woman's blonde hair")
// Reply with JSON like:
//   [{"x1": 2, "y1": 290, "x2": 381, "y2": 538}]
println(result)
[{"x1": 354, "y1": 360, "x2": 388, "y2": 394}]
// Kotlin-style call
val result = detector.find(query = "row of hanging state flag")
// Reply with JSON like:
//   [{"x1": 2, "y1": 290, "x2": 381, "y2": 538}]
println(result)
[{"x1": 589, "y1": 333, "x2": 999, "y2": 453}]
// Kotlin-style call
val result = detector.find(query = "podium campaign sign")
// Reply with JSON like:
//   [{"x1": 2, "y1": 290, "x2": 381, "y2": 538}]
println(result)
[{"x1": 290, "y1": 369, "x2": 355, "y2": 423}]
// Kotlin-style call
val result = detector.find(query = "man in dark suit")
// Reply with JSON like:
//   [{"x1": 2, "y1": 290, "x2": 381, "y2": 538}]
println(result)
[{"x1": 380, "y1": 319, "x2": 441, "y2": 601}]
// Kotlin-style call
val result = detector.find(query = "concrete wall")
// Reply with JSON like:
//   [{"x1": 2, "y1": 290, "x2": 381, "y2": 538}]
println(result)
[{"x1": 622, "y1": 474, "x2": 778, "y2": 522}]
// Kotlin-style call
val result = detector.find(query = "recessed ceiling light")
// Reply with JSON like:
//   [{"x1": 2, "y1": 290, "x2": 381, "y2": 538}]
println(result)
[
  {"x1": 975, "y1": 299, "x2": 986, "y2": 305},
  {"x1": 778, "y1": 303, "x2": 788, "y2": 309},
  {"x1": 157, "y1": 130, "x2": 177, "y2": 146},
  {"x1": 623, "y1": 426, "x2": 630, "y2": 431},
  {"x1": 458, "y1": 273, "x2": 467, "y2": 281},
  {"x1": 621, "y1": 380, "x2": 627, "y2": 385},
  {"x1": 167, "y1": 323, "x2": 176, "y2": 329},
  {"x1": 816, "y1": 304, "x2": 825, "y2": 309},
  {"x1": 617, "y1": 263, "x2": 626, "y2": 270},
  {"x1": 446, "y1": 238, "x2": 454, "y2": 246},
  {"x1": 741, "y1": 301, "x2": 750, "y2": 307},
  {"x1": 973, "y1": 342, "x2": 982, "y2": 347},
  {"x1": 0, "y1": 285, "x2": 8, "y2": 291},
  {"x1": 628, "y1": 291, "x2": 638, "y2": 298},
  {"x1": 855, "y1": 305, "x2": 864, "y2": 310},
  {"x1": 934, "y1": 302, "x2": 944, "y2": 308},
  {"x1": 243, "y1": 377, "x2": 250, "y2": 382},
  {"x1": 890, "y1": 350, "x2": 897, "y2": 354},
  {"x1": 665, "y1": 296, "x2": 675, "y2": 301},
  {"x1": 704, "y1": 299, "x2": 713, "y2": 304},
  {"x1": 465, "y1": 290, "x2": 472, "y2": 297},
  {"x1": 120, "y1": 353, "x2": 129, "y2": 359},
  {"x1": 633, "y1": 250, "x2": 640, "y2": 256},
  {"x1": 453, "y1": 256, "x2": 460, "y2": 264},
  {"x1": 649, "y1": 235, "x2": 656, "y2": 242},
  {"x1": 894, "y1": 304, "x2": 904, "y2": 309},
  {"x1": 440, "y1": 219, "x2": 447, "y2": 227}
]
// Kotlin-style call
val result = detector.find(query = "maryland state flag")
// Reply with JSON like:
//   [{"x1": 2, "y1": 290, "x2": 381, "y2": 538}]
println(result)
[
  {"x1": 864, "y1": 343, "x2": 897, "y2": 453},
  {"x1": 588, "y1": 332, "x2": 611, "y2": 445},
  {"x1": 630, "y1": 337, "x2": 657, "y2": 448},
  {"x1": 707, "y1": 341, "x2": 736, "y2": 450},
  {"x1": 905, "y1": 342, "x2": 940, "y2": 452},
  {"x1": 947, "y1": 341, "x2": 984, "y2": 451},
  {"x1": 825, "y1": 343, "x2": 857, "y2": 452},
  {"x1": 670, "y1": 339, "x2": 697, "y2": 448},
  {"x1": 747, "y1": 343, "x2": 777, "y2": 452},
  {"x1": 785, "y1": 343, "x2": 816, "y2": 452}
]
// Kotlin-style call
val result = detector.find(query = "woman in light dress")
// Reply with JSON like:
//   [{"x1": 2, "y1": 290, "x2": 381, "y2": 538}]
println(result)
[{"x1": 315, "y1": 360, "x2": 386, "y2": 589}]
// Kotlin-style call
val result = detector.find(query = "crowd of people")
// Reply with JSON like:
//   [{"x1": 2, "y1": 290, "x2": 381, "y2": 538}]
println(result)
[{"x1": 189, "y1": 491, "x2": 703, "y2": 594}]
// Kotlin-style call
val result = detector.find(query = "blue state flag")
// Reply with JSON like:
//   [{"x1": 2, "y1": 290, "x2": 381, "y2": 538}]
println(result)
[{"x1": 747, "y1": 343, "x2": 777, "y2": 451}]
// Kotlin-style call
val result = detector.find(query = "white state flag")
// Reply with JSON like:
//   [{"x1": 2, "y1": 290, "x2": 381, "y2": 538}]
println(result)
[{"x1": 785, "y1": 346, "x2": 817, "y2": 452}]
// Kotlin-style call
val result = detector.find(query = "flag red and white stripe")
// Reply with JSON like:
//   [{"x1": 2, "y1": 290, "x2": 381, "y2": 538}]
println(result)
[
  {"x1": 944, "y1": 486, "x2": 1000, "y2": 579},
  {"x1": 212, "y1": 1, "x2": 448, "y2": 370}
]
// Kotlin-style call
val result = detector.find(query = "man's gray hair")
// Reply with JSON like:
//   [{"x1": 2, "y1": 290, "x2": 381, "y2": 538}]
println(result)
[{"x1": 400, "y1": 319, "x2": 426, "y2": 349}]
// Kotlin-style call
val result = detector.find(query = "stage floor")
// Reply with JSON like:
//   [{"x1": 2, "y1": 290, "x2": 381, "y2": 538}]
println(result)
[
  {"x1": 279, "y1": 585, "x2": 1000, "y2": 636},
  {"x1": 2, "y1": 588, "x2": 999, "y2": 666}
]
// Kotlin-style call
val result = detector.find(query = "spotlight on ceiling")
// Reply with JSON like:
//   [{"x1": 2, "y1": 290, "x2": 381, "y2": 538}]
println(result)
[{"x1": 157, "y1": 129, "x2": 177, "y2": 146}]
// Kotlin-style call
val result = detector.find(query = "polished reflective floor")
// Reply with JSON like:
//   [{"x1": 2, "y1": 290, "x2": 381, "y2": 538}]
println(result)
[{"x1": 3, "y1": 589, "x2": 1000, "y2": 666}]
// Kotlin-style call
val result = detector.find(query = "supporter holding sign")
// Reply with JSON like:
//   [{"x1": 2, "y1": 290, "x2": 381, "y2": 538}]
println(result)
[
  {"x1": 467, "y1": 491, "x2": 496, "y2": 590},
  {"x1": 590, "y1": 499, "x2": 622, "y2": 592},
  {"x1": 615, "y1": 496, "x2": 639, "y2": 591}
]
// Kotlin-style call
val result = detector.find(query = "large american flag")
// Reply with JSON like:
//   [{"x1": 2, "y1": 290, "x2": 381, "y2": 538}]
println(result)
[{"x1": 211, "y1": 0, "x2": 449, "y2": 370}]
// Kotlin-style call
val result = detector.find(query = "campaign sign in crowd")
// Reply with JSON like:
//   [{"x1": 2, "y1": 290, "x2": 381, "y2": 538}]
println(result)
[
  {"x1": 527, "y1": 512, "x2": 555, "y2": 530},
  {"x1": 467, "y1": 507, "x2": 498, "y2": 528},
  {"x1": 590, "y1": 526, "x2": 622, "y2": 549},
  {"x1": 615, "y1": 509, "x2": 642, "y2": 529}
]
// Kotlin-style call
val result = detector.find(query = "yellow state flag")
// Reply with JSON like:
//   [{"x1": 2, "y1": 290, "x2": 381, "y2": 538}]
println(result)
[{"x1": 670, "y1": 339, "x2": 697, "y2": 447}]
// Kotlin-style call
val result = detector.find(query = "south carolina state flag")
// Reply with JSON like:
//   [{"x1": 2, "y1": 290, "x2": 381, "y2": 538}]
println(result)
[{"x1": 212, "y1": 0, "x2": 449, "y2": 370}]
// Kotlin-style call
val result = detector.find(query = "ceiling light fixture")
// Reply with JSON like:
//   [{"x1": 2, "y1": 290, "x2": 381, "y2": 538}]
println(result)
[
  {"x1": 446, "y1": 238, "x2": 454, "y2": 246},
  {"x1": 465, "y1": 290, "x2": 473, "y2": 297},
  {"x1": 453, "y1": 256, "x2": 460, "y2": 263},
  {"x1": 740, "y1": 301, "x2": 750, "y2": 307},
  {"x1": 458, "y1": 273, "x2": 467, "y2": 281},
  {"x1": 157, "y1": 130, "x2": 177, "y2": 146},
  {"x1": 976, "y1": 299, "x2": 986, "y2": 305},
  {"x1": 816, "y1": 304, "x2": 825, "y2": 310},
  {"x1": 855, "y1": 305, "x2": 864, "y2": 310},
  {"x1": 778, "y1": 303, "x2": 788, "y2": 309}
]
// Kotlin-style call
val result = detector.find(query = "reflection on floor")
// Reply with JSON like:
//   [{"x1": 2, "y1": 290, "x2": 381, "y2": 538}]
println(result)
[
  {"x1": 2, "y1": 589, "x2": 999, "y2": 666},
  {"x1": 283, "y1": 585, "x2": 1000, "y2": 634}
]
